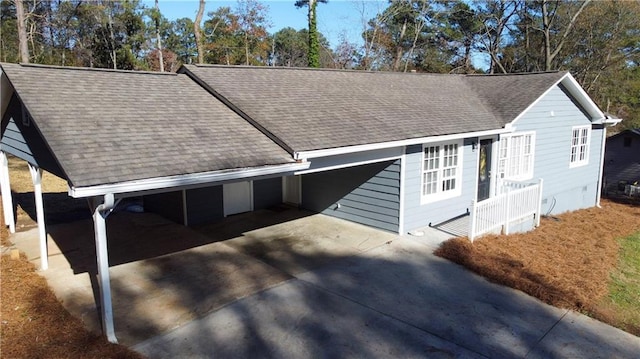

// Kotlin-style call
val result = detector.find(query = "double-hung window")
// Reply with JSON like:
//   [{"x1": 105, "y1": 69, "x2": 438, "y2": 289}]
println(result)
[
  {"x1": 570, "y1": 125, "x2": 590, "y2": 167},
  {"x1": 422, "y1": 141, "x2": 462, "y2": 203},
  {"x1": 497, "y1": 132, "x2": 535, "y2": 181}
]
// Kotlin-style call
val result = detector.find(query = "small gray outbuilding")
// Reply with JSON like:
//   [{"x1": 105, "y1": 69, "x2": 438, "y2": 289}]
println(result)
[{"x1": 603, "y1": 129, "x2": 640, "y2": 194}]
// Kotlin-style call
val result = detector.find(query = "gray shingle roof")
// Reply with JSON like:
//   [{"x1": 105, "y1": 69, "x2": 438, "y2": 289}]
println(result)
[
  {"x1": 181, "y1": 65, "x2": 503, "y2": 152},
  {"x1": 1, "y1": 63, "x2": 294, "y2": 187},
  {"x1": 464, "y1": 71, "x2": 568, "y2": 125},
  {"x1": 181, "y1": 65, "x2": 570, "y2": 153}
]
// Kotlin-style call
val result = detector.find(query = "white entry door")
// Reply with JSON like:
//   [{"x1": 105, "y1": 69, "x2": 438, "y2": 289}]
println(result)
[
  {"x1": 223, "y1": 181, "x2": 253, "y2": 216},
  {"x1": 282, "y1": 176, "x2": 301, "y2": 205}
]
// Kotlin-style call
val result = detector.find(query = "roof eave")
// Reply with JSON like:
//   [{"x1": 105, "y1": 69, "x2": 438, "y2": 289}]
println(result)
[
  {"x1": 509, "y1": 73, "x2": 606, "y2": 126},
  {"x1": 68, "y1": 161, "x2": 309, "y2": 198}
]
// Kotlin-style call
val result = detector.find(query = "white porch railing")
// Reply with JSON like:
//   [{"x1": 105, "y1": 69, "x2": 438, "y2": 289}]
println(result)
[{"x1": 469, "y1": 179, "x2": 543, "y2": 241}]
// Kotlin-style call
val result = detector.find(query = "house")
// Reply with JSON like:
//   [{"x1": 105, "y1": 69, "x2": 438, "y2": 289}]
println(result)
[
  {"x1": 603, "y1": 129, "x2": 640, "y2": 195},
  {"x1": 177, "y1": 64, "x2": 620, "y2": 236},
  {"x1": 0, "y1": 63, "x2": 620, "y2": 342}
]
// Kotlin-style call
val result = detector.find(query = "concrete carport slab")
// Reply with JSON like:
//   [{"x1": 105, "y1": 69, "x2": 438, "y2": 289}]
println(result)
[{"x1": 9, "y1": 207, "x2": 396, "y2": 347}]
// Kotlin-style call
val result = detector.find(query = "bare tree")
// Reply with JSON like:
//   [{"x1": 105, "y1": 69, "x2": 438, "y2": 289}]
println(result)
[
  {"x1": 476, "y1": 0, "x2": 519, "y2": 74},
  {"x1": 14, "y1": 0, "x2": 29, "y2": 63},
  {"x1": 403, "y1": 0, "x2": 430, "y2": 72},
  {"x1": 538, "y1": 0, "x2": 591, "y2": 71},
  {"x1": 355, "y1": 0, "x2": 396, "y2": 71},
  {"x1": 194, "y1": 0, "x2": 205, "y2": 64}
]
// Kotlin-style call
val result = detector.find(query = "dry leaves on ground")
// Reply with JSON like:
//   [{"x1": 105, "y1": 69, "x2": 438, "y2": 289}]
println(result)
[{"x1": 435, "y1": 199, "x2": 640, "y2": 335}]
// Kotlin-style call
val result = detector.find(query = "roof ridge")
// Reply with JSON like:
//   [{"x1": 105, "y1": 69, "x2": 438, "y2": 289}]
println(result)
[
  {"x1": 465, "y1": 70, "x2": 566, "y2": 77},
  {"x1": 13, "y1": 62, "x2": 177, "y2": 76},
  {"x1": 189, "y1": 64, "x2": 466, "y2": 77}
]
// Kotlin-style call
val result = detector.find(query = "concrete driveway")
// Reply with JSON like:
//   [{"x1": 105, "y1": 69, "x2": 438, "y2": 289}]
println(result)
[
  {"x1": 10, "y1": 207, "x2": 640, "y2": 358},
  {"x1": 133, "y1": 216, "x2": 640, "y2": 358}
]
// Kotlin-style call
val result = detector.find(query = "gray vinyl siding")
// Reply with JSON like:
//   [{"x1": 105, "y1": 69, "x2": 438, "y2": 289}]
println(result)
[
  {"x1": 511, "y1": 85, "x2": 601, "y2": 214},
  {"x1": 185, "y1": 186, "x2": 224, "y2": 225},
  {"x1": 402, "y1": 139, "x2": 477, "y2": 233},
  {"x1": 603, "y1": 132, "x2": 640, "y2": 192},
  {"x1": 1, "y1": 114, "x2": 66, "y2": 179},
  {"x1": 1, "y1": 117, "x2": 34, "y2": 163},
  {"x1": 253, "y1": 177, "x2": 282, "y2": 210},
  {"x1": 301, "y1": 160, "x2": 400, "y2": 233},
  {"x1": 144, "y1": 191, "x2": 184, "y2": 224}
]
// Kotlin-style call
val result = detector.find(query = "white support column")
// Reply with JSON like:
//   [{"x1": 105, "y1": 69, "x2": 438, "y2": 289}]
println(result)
[
  {"x1": 28, "y1": 164, "x2": 47, "y2": 270},
  {"x1": 93, "y1": 193, "x2": 117, "y2": 343},
  {"x1": 469, "y1": 200, "x2": 477, "y2": 242},
  {"x1": 504, "y1": 187, "x2": 511, "y2": 236},
  {"x1": 0, "y1": 152, "x2": 15, "y2": 233},
  {"x1": 596, "y1": 126, "x2": 608, "y2": 207}
]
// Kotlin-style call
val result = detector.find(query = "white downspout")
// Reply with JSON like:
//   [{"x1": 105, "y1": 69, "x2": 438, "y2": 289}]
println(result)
[
  {"x1": 28, "y1": 164, "x2": 47, "y2": 270},
  {"x1": 596, "y1": 125, "x2": 608, "y2": 208},
  {"x1": 93, "y1": 193, "x2": 118, "y2": 343},
  {"x1": 0, "y1": 151, "x2": 15, "y2": 233}
]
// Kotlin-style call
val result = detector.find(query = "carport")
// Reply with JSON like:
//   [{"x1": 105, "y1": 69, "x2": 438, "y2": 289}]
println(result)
[{"x1": 0, "y1": 63, "x2": 308, "y2": 343}]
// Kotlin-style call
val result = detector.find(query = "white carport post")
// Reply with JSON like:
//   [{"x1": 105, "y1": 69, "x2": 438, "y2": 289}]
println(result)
[
  {"x1": 0, "y1": 151, "x2": 15, "y2": 233},
  {"x1": 92, "y1": 193, "x2": 118, "y2": 343},
  {"x1": 28, "y1": 163, "x2": 47, "y2": 270}
]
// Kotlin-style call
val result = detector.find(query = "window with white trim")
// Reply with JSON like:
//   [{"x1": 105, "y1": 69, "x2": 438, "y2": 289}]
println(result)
[
  {"x1": 570, "y1": 125, "x2": 590, "y2": 167},
  {"x1": 497, "y1": 132, "x2": 535, "y2": 181},
  {"x1": 422, "y1": 141, "x2": 462, "y2": 202}
]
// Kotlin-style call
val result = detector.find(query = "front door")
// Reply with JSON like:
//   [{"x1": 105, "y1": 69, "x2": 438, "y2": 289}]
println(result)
[
  {"x1": 223, "y1": 181, "x2": 252, "y2": 216},
  {"x1": 477, "y1": 139, "x2": 492, "y2": 201}
]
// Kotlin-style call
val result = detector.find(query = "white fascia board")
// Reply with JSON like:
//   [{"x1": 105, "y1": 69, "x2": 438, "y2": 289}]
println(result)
[
  {"x1": 1, "y1": 68, "x2": 15, "y2": 118},
  {"x1": 294, "y1": 128, "x2": 512, "y2": 160},
  {"x1": 561, "y1": 74, "x2": 605, "y2": 120},
  {"x1": 511, "y1": 73, "x2": 606, "y2": 125},
  {"x1": 511, "y1": 73, "x2": 569, "y2": 125},
  {"x1": 69, "y1": 162, "x2": 310, "y2": 198}
]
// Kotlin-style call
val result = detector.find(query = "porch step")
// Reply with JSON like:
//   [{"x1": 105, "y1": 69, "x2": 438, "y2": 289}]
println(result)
[{"x1": 433, "y1": 214, "x2": 469, "y2": 238}]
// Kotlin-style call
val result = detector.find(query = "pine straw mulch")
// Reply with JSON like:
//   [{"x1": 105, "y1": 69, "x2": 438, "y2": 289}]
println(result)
[
  {"x1": 435, "y1": 198, "x2": 640, "y2": 336},
  {"x1": 0, "y1": 209, "x2": 144, "y2": 358}
]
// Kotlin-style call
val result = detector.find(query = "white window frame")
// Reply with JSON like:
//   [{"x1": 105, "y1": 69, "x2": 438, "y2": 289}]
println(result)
[
  {"x1": 569, "y1": 125, "x2": 590, "y2": 168},
  {"x1": 497, "y1": 131, "x2": 535, "y2": 181},
  {"x1": 421, "y1": 140, "x2": 463, "y2": 204}
]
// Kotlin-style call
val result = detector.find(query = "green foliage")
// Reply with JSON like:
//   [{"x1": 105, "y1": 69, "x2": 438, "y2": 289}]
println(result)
[
  {"x1": 165, "y1": 18, "x2": 197, "y2": 65},
  {"x1": 199, "y1": 1, "x2": 270, "y2": 66},
  {"x1": 0, "y1": 1, "x2": 19, "y2": 63},
  {"x1": 271, "y1": 27, "x2": 307, "y2": 67}
]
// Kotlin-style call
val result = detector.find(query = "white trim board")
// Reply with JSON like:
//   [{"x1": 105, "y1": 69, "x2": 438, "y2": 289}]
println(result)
[
  {"x1": 294, "y1": 128, "x2": 512, "y2": 160},
  {"x1": 69, "y1": 162, "x2": 310, "y2": 198}
]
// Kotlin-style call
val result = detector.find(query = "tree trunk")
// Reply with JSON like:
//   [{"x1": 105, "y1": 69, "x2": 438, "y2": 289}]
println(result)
[
  {"x1": 392, "y1": 18, "x2": 407, "y2": 72},
  {"x1": 107, "y1": 8, "x2": 117, "y2": 69},
  {"x1": 308, "y1": 0, "x2": 319, "y2": 67},
  {"x1": 542, "y1": 0, "x2": 552, "y2": 71},
  {"x1": 155, "y1": 0, "x2": 164, "y2": 72},
  {"x1": 194, "y1": 0, "x2": 205, "y2": 64},
  {"x1": 14, "y1": 0, "x2": 29, "y2": 63},
  {"x1": 245, "y1": 32, "x2": 250, "y2": 65}
]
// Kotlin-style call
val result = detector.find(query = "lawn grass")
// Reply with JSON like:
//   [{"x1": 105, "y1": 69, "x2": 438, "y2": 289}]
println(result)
[{"x1": 602, "y1": 231, "x2": 640, "y2": 334}]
